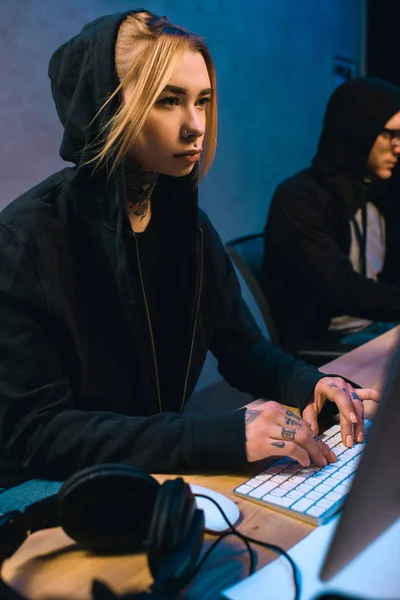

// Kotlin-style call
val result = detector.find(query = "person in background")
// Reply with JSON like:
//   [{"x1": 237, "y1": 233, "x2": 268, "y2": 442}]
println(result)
[
  {"x1": 263, "y1": 77, "x2": 400, "y2": 355},
  {"x1": 0, "y1": 11, "x2": 378, "y2": 489}
]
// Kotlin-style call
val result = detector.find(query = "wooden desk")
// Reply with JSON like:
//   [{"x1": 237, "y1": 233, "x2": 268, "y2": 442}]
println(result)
[{"x1": 4, "y1": 326, "x2": 399, "y2": 599}]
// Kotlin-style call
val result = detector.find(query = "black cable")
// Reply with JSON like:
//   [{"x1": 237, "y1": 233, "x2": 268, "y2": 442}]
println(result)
[
  {"x1": 242, "y1": 534, "x2": 300, "y2": 600},
  {"x1": 190, "y1": 529, "x2": 255, "y2": 578},
  {"x1": 192, "y1": 493, "x2": 301, "y2": 600}
]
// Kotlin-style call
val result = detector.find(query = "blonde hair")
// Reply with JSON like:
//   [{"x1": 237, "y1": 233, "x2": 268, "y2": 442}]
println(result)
[{"x1": 91, "y1": 11, "x2": 217, "y2": 180}]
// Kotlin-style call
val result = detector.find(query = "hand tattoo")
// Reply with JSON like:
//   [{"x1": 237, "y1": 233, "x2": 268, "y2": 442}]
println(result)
[
  {"x1": 272, "y1": 442, "x2": 285, "y2": 448},
  {"x1": 281, "y1": 427, "x2": 296, "y2": 440},
  {"x1": 329, "y1": 383, "x2": 339, "y2": 388},
  {"x1": 245, "y1": 409, "x2": 262, "y2": 425},
  {"x1": 351, "y1": 391, "x2": 361, "y2": 401}
]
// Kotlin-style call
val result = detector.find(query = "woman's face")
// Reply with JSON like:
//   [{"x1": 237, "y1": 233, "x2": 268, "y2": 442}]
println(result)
[{"x1": 126, "y1": 50, "x2": 212, "y2": 176}]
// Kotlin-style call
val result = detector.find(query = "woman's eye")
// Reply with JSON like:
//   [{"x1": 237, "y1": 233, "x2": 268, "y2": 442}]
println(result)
[
  {"x1": 197, "y1": 96, "x2": 211, "y2": 107},
  {"x1": 158, "y1": 96, "x2": 180, "y2": 107}
]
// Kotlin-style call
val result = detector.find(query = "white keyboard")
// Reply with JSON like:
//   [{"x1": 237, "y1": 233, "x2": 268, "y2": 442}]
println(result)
[{"x1": 233, "y1": 420, "x2": 371, "y2": 525}]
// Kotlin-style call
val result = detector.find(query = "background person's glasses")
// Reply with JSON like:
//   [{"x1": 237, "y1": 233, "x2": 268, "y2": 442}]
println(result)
[{"x1": 382, "y1": 128, "x2": 400, "y2": 147}]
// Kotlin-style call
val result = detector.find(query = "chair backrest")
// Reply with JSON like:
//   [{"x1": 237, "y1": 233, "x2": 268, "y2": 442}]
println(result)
[{"x1": 225, "y1": 233, "x2": 280, "y2": 344}]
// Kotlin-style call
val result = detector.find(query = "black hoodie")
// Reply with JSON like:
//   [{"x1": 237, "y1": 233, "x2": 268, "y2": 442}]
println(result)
[
  {"x1": 0, "y1": 11, "x2": 325, "y2": 488},
  {"x1": 263, "y1": 77, "x2": 400, "y2": 353}
]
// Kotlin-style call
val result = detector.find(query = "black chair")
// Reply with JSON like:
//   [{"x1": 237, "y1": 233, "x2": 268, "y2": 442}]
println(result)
[{"x1": 225, "y1": 233, "x2": 356, "y2": 367}]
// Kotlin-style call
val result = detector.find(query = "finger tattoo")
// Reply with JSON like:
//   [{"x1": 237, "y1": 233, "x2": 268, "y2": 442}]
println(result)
[
  {"x1": 286, "y1": 417, "x2": 301, "y2": 426},
  {"x1": 282, "y1": 427, "x2": 296, "y2": 440},
  {"x1": 272, "y1": 442, "x2": 285, "y2": 448},
  {"x1": 351, "y1": 391, "x2": 361, "y2": 401},
  {"x1": 285, "y1": 410, "x2": 301, "y2": 420}
]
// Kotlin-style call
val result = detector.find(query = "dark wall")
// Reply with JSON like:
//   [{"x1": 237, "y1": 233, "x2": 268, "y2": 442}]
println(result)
[{"x1": 367, "y1": 1, "x2": 400, "y2": 85}]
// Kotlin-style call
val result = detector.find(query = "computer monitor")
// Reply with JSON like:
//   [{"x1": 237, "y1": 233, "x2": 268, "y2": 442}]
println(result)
[{"x1": 320, "y1": 336, "x2": 400, "y2": 581}]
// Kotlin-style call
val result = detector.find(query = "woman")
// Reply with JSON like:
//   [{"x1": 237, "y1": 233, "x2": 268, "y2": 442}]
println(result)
[{"x1": 0, "y1": 10, "x2": 377, "y2": 488}]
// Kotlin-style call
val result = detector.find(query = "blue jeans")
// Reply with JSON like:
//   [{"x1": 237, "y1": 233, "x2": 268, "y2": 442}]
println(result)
[{"x1": 338, "y1": 321, "x2": 399, "y2": 346}]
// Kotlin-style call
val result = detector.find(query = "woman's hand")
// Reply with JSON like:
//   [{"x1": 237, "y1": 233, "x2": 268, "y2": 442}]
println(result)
[
  {"x1": 302, "y1": 377, "x2": 380, "y2": 447},
  {"x1": 244, "y1": 401, "x2": 337, "y2": 467}
]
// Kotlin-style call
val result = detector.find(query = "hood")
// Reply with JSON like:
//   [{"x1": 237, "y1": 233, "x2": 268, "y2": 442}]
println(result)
[
  {"x1": 312, "y1": 77, "x2": 400, "y2": 180},
  {"x1": 48, "y1": 11, "x2": 199, "y2": 231},
  {"x1": 48, "y1": 11, "x2": 140, "y2": 168}
]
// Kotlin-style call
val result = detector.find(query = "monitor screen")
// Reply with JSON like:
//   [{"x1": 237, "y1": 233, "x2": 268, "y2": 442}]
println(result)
[{"x1": 320, "y1": 337, "x2": 400, "y2": 580}]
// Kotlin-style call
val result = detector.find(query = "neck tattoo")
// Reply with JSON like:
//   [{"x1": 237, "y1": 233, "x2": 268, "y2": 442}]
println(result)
[{"x1": 125, "y1": 161, "x2": 159, "y2": 222}]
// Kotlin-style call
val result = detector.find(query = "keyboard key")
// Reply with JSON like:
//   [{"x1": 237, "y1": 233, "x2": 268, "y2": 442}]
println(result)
[
  {"x1": 341, "y1": 466, "x2": 355, "y2": 475},
  {"x1": 316, "y1": 498, "x2": 336, "y2": 509},
  {"x1": 267, "y1": 466, "x2": 285, "y2": 475},
  {"x1": 263, "y1": 495, "x2": 294, "y2": 508},
  {"x1": 339, "y1": 479, "x2": 353, "y2": 491},
  {"x1": 307, "y1": 505, "x2": 326, "y2": 517},
  {"x1": 321, "y1": 426, "x2": 337, "y2": 437},
  {"x1": 335, "y1": 456, "x2": 351, "y2": 465},
  {"x1": 283, "y1": 466, "x2": 302, "y2": 474},
  {"x1": 286, "y1": 490, "x2": 303, "y2": 500},
  {"x1": 249, "y1": 481, "x2": 278, "y2": 498},
  {"x1": 300, "y1": 468, "x2": 317, "y2": 476},
  {"x1": 255, "y1": 473, "x2": 273, "y2": 481},
  {"x1": 292, "y1": 498, "x2": 315, "y2": 512},
  {"x1": 330, "y1": 471, "x2": 348, "y2": 481},
  {"x1": 296, "y1": 483, "x2": 313, "y2": 493},
  {"x1": 241, "y1": 478, "x2": 262, "y2": 488},
  {"x1": 270, "y1": 474, "x2": 290, "y2": 483},
  {"x1": 288, "y1": 474, "x2": 310, "y2": 484},
  {"x1": 321, "y1": 464, "x2": 338, "y2": 473},
  {"x1": 280, "y1": 481, "x2": 298, "y2": 491},
  {"x1": 322, "y1": 477, "x2": 339, "y2": 489},
  {"x1": 306, "y1": 491, "x2": 323, "y2": 501},
  {"x1": 349, "y1": 445, "x2": 364, "y2": 455},
  {"x1": 305, "y1": 476, "x2": 323, "y2": 488},
  {"x1": 334, "y1": 484, "x2": 349, "y2": 496},
  {"x1": 326, "y1": 490, "x2": 342, "y2": 501},
  {"x1": 269, "y1": 487, "x2": 288, "y2": 497},
  {"x1": 310, "y1": 471, "x2": 330, "y2": 481},
  {"x1": 234, "y1": 484, "x2": 254, "y2": 495},
  {"x1": 328, "y1": 434, "x2": 341, "y2": 446},
  {"x1": 314, "y1": 484, "x2": 331, "y2": 495}
]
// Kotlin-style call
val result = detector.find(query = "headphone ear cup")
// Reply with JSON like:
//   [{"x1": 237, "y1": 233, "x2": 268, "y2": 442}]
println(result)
[
  {"x1": 59, "y1": 464, "x2": 160, "y2": 553},
  {"x1": 148, "y1": 479, "x2": 185, "y2": 562},
  {"x1": 147, "y1": 478, "x2": 204, "y2": 593}
]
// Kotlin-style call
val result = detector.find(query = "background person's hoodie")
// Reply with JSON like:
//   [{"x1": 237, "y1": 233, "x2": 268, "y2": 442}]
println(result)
[{"x1": 263, "y1": 77, "x2": 400, "y2": 354}]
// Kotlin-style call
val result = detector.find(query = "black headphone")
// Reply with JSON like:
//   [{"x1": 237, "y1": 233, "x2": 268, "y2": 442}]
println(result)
[{"x1": 0, "y1": 464, "x2": 205, "y2": 599}]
